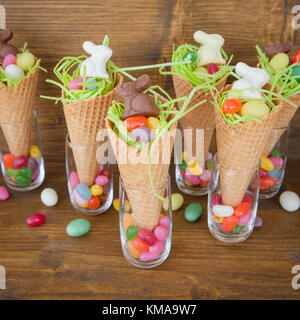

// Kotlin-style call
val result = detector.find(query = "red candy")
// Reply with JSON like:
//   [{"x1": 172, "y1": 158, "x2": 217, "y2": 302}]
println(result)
[
  {"x1": 242, "y1": 194, "x2": 253, "y2": 209},
  {"x1": 222, "y1": 99, "x2": 242, "y2": 114},
  {"x1": 260, "y1": 169, "x2": 268, "y2": 178},
  {"x1": 12, "y1": 155, "x2": 27, "y2": 169},
  {"x1": 88, "y1": 196, "x2": 101, "y2": 209},
  {"x1": 124, "y1": 116, "x2": 148, "y2": 131},
  {"x1": 133, "y1": 237, "x2": 149, "y2": 253},
  {"x1": 293, "y1": 50, "x2": 300, "y2": 64},
  {"x1": 3, "y1": 153, "x2": 15, "y2": 169},
  {"x1": 234, "y1": 202, "x2": 251, "y2": 217},
  {"x1": 100, "y1": 169, "x2": 111, "y2": 181},
  {"x1": 260, "y1": 176, "x2": 276, "y2": 190},
  {"x1": 207, "y1": 63, "x2": 219, "y2": 74},
  {"x1": 222, "y1": 215, "x2": 239, "y2": 232},
  {"x1": 26, "y1": 213, "x2": 46, "y2": 227},
  {"x1": 137, "y1": 228, "x2": 156, "y2": 246}
]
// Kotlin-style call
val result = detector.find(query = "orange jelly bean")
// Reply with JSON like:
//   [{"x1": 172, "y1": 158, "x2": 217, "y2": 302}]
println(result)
[
  {"x1": 133, "y1": 237, "x2": 149, "y2": 253},
  {"x1": 88, "y1": 196, "x2": 101, "y2": 209},
  {"x1": 222, "y1": 99, "x2": 242, "y2": 114},
  {"x1": 234, "y1": 202, "x2": 250, "y2": 217},
  {"x1": 222, "y1": 215, "x2": 239, "y2": 232},
  {"x1": 127, "y1": 240, "x2": 140, "y2": 259},
  {"x1": 122, "y1": 213, "x2": 135, "y2": 231},
  {"x1": 3, "y1": 153, "x2": 15, "y2": 170},
  {"x1": 123, "y1": 116, "x2": 148, "y2": 131}
]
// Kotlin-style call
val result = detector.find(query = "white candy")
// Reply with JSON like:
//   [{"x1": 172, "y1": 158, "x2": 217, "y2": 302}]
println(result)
[
  {"x1": 80, "y1": 41, "x2": 112, "y2": 79},
  {"x1": 41, "y1": 188, "x2": 58, "y2": 207},
  {"x1": 5, "y1": 64, "x2": 24, "y2": 81},
  {"x1": 279, "y1": 191, "x2": 300, "y2": 212},
  {"x1": 212, "y1": 204, "x2": 234, "y2": 217},
  {"x1": 193, "y1": 30, "x2": 226, "y2": 67}
]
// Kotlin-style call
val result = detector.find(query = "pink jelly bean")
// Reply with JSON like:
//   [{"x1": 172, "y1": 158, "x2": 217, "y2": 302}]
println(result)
[
  {"x1": 73, "y1": 189, "x2": 88, "y2": 206},
  {"x1": 138, "y1": 228, "x2": 156, "y2": 246},
  {"x1": 139, "y1": 251, "x2": 160, "y2": 262},
  {"x1": 159, "y1": 216, "x2": 170, "y2": 229},
  {"x1": 70, "y1": 171, "x2": 80, "y2": 189},
  {"x1": 200, "y1": 169, "x2": 211, "y2": 181},
  {"x1": 242, "y1": 193, "x2": 253, "y2": 209},
  {"x1": 149, "y1": 240, "x2": 166, "y2": 256},
  {"x1": 32, "y1": 168, "x2": 40, "y2": 181},
  {"x1": 95, "y1": 175, "x2": 109, "y2": 186},
  {"x1": 26, "y1": 213, "x2": 46, "y2": 227},
  {"x1": 238, "y1": 210, "x2": 253, "y2": 226},
  {"x1": 154, "y1": 225, "x2": 169, "y2": 241},
  {"x1": 0, "y1": 186, "x2": 9, "y2": 200},
  {"x1": 12, "y1": 155, "x2": 27, "y2": 169},
  {"x1": 68, "y1": 77, "x2": 83, "y2": 90},
  {"x1": 184, "y1": 170, "x2": 201, "y2": 186},
  {"x1": 206, "y1": 152, "x2": 213, "y2": 161},
  {"x1": 210, "y1": 193, "x2": 222, "y2": 207},
  {"x1": 2, "y1": 53, "x2": 16, "y2": 69},
  {"x1": 269, "y1": 157, "x2": 284, "y2": 168},
  {"x1": 260, "y1": 169, "x2": 268, "y2": 178},
  {"x1": 207, "y1": 63, "x2": 219, "y2": 74}
]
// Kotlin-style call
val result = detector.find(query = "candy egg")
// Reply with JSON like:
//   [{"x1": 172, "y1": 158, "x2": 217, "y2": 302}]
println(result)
[
  {"x1": 131, "y1": 126, "x2": 155, "y2": 142},
  {"x1": 269, "y1": 53, "x2": 289, "y2": 71},
  {"x1": 184, "y1": 203, "x2": 202, "y2": 222},
  {"x1": 86, "y1": 78, "x2": 97, "y2": 90},
  {"x1": 66, "y1": 218, "x2": 90, "y2": 237},
  {"x1": 234, "y1": 202, "x2": 250, "y2": 217},
  {"x1": 5, "y1": 64, "x2": 25, "y2": 80},
  {"x1": 159, "y1": 216, "x2": 170, "y2": 229},
  {"x1": 41, "y1": 188, "x2": 58, "y2": 206},
  {"x1": 163, "y1": 193, "x2": 184, "y2": 211},
  {"x1": 127, "y1": 240, "x2": 140, "y2": 259},
  {"x1": 184, "y1": 171, "x2": 201, "y2": 185},
  {"x1": 183, "y1": 51, "x2": 197, "y2": 64},
  {"x1": 241, "y1": 101, "x2": 270, "y2": 119},
  {"x1": 90, "y1": 184, "x2": 103, "y2": 196},
  {"x1": 27, "y1": 157, "x2": 39, "y2": 172},
  {"x1": 2, "y1": 53, "x2": 16, "y2": 69},
  {"x1": 76, "y1": 183, "x2": 92, "y2": 201},
  {"x1": 88, "y1": 196, "x2": 101, "y2": 209},
  {"x1": 270, "y1": 149, "x2": 283, "y2": 158},
  {"x1": 73, "y1": 189, "x2": 88, "y2": 206},
  {"x1": 261, "y1": 156, "x2": 275, "y2": 171},
  {"x1": 212, "y1": 204, "x2": 234, "y2": 217},
  {"x1": 16, "y1": 52, "x2": 35, "y2": 71},
  {"x1": 29, "y1": 145, "x2": 41, "y2": 159},
  {"x1": 279, "y1": 191, "x2": 300, "y2": 212},
  {"x1": 26, "y1": 213, "x2": 46, "y2": 227},
  {"x1": 292, "y1": 50, "x2": 300, "y2": 64},
  {"x1": 291, "y1": 65, "x2": 300, "y2": 83},
  {"x1": 16, "y1": 175, "x2": 31, "y2": 186},
  {"x1": 68, "y1": 77, "x2": 83, "y2": 90},
  {"x1": 268, "y1": 167, "x2": 281, "y2": 179},
  {"x1": 124, "y1": 116, "x2": 148, "y2": 131},
  {"x1": 222, "y1": 98, "x2": 242, "y2": 114},
  {"x1": 207, "y1": 63, "x2": 219, "y2": 74},
  {"x1": 122, "y1": 213, "x2": 135, "y2": 231},
  {"x1": 0, "y1": 186, "x2": 9, "y2": 200},
  {"x1": 154, "y1": 225, "x2": 169, "y2": 241}
]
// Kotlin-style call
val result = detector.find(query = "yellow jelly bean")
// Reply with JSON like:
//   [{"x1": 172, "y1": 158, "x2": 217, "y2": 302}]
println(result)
[
  {"x1": 182, "y1": 151, "x2": 189, "y2": 161},
  {"x1": 113, "y1": 198, "x2": 120, "y2": 211},
  {"x1": 147, "y1": 117, "x2": 161, "y2": 130},
  {"x1": 127, "y1": 240, "x2": 140, "y2": 259},
  {"x1": 270, "y1": 53, "x2": 289, "y2": 71},
  {"x1": 163, "y1": 193, "x2": 184, "y2": 211},
  {"x1": 184, "y1": 179, "x2": 193, "y2": 187},
  {"x1": 78, "y1": 203, "x2": 88, "y2": 208},
  {"x1": 212, "y1": 213, "x2": 224, "y2": 224},
  {"x1": 195, "y1": 66, "x2": 208, "y2": 73},
  {"x1": 187, "y1": 160, "x2": 203, "y2": 176},
  {"x1": 114, "y1": 198, "x2": 130, "y2": 212},
  {"x1": 90, "y1": 184, "x2": 103, "y2": 196},
  {"x1": 29, "y1": 145, "x2": 41, "y2": 159},
  {"x1": 261, "y1": 156, "x2": 274, "y2": 171},
  {"x1": 122, "y1": 213, "x2": 135, "y2": 231}
]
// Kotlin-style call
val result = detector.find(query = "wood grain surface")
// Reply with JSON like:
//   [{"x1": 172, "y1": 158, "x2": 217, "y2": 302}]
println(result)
[{"x1": 0, "y1": 0, "x2": 299, "y2": 300}]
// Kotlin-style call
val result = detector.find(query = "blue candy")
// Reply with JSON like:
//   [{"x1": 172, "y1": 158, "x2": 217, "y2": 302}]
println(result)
[
  {"x1": 86, "y1": 78, "x2": 98, "y2": 90},
  {"x1": 76, "y1": 183, "x2": 92, "y2": 200},
  {"x1": 268, "y1": 167, "x2": 281, "y2": 179}
]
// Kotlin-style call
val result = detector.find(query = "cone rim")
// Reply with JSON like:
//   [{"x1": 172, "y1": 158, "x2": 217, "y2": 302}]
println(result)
[{"x1": 0, "y1": 67, "x2": 39, "y2": 91}]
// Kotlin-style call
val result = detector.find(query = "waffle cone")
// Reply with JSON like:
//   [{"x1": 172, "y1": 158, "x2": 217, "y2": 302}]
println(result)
[
  {"x1": 63, "y1": 73, "x2": 123, "y2": 186},
  {"x1": 106, "y1": 104, "x2": 177, "y2": 231},
  {"x1": 215, "y1": 84, "x2": 283, "y2": 206},
  {"x1": 0, "y1": 68, "x2": 39, "y2": 156}
]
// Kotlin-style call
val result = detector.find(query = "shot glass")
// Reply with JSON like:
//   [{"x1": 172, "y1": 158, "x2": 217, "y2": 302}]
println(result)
[
  {"x1": 0, "y1": 110, "x2": 45, "y2": 191},
  {"x1": 65, "y1": 134, "x2": 113, "y2": 215},
  {"x1": 175, "y1": 123, "x2": 216, "y2": 196},
  {"x1": 119, "y1": 175, "x2": 172, "y2": 269},
  {"x1": 259, "y1": 126, "x2": 288, "y2": 199},
  {"x1": 207, "y1": 154, "x2": 260, "y2": 243}
]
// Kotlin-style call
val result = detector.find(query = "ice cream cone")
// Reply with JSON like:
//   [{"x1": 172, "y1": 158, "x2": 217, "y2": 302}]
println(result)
[
  {"x1": 63, "y1": 73, "x2": 123, "y2": 186},
  {"x1": 0, "y1": 68, "x2": 39, "y2": 156},
  {"x1": 215, "y1": 84, "x2": 283, "y2": 206}
]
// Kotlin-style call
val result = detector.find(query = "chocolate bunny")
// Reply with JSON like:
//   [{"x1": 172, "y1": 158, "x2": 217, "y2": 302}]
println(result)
[
  {"x1": 0, "y1": 29, "x2": 18, "y2": 62},
  {"x1": 116, "y1": 74, "x2": 160, "y2": 120}
]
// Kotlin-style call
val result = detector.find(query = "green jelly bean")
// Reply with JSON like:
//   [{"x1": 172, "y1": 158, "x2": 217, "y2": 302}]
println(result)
[
  {"x1": 206, "y1": 160, "x2": 212, "y2": 169},
  {"x1": 7, "y1": 168, "x2": 20, "y2": 177},
  {"x1": 232, "y1": 225, "x2": 244, "y2": 234},
  {"x1": 183, "y1": 51, "x2": 197, "y2": 64},
  {"x1": 66, "y1": 218, "x2": 90, "y2": 237},
  {"x1": 126, "y1": 225, "x2": 138, "y2": 240},
  {"x1": 15, "y1": 175, "x2": 31, "y2": 186},
  {"x1": 270, "y1": 149, "x2": 283, "y2": 158},
  {"x1": 179, "y1": 160, "x2": 187, "y2": 170},
  {"x1": 184, "y1": 203, "x2": 202, "y2": 222},
  {"x1": 20, "y1": 166, "x2": 33, "y2": 179},
  {"x1": 291, "y1": 65, "x2": 300, "y2": 83}
]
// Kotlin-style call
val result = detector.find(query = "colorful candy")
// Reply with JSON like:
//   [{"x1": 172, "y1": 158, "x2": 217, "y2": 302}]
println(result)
[
  {"x1": 70, "y1": 171, "x2": 80, "y2": 189},
  {"x1": 260, "y1": 176, "x2": 276, "y2": 189},
  {"x1": 133, "y1": 237, "x2": 149, "y2": 253},
  {"x1": 137, "y1": 228, "x2": 156, "y2": 246},
  {"x1": 90, "y1": 184, "x2": 103, "y2": 196},
  {"x1": 184, "y1": 203, "x2": 202, "y2": 222},
  {"x1": 234, "y1": 202, "x2": 250, "y2": 217},
  {"x1": 183, "y1": 51, "x2": 197, "y2": 64},
  {"x1": 279, "y1": 191, "x2": 300, "y2": 212},
  {"x1": 269, "y1": 53, "x2": 289, "y2": 71},
  {"x1": 212, "y1": 204, "x2": 234, "y2": 217},
  {"x1": 292, "y1": 50, "x2": 300, "y2": 64},
  {"x1": 291, "y1": 65, "x2": 300, "y2": 83},
  {"x1": 269, "y1": 156, "x2": 284, "y2": 168},
  {"x1": 16, "y1": 175, "x2": 31, "y2": 186},
  {"x1": 207, "y1": 63, "x2": 219, "y2": 74},
  {"x1": 261, "y1": 156, "x2": 274, "y2": 171},
  {"x1": 127, "y1": 240, "x2": 140, "y2": 259},
  {"x1": 27, "y1": 157, "x2": 39, "y2": 171},
  {"x1": 222, "y1": 215, "x2": 239, "y2": 232},
  {"x1": 163, "y1": 193, "x2": 184, "y2": 211},
  {"x1": 40, "y1": 188, "x2": 58, "y2": 206},
  {"x1": 187, "y1": 160, "x2": 203, "y2": 176},
  {"x1": 159, "y1": 216, "x2": 170, "y2": 229},
  {"x1": 242, "y1": 194, "x2": 253, "y2": 209},
  {"x1": 5, "y1": 64, "x2": 24, "y2": 80},
  {"x1": 73, "y1": 189, "x2": 88, "y2": 206},
  {"x1": 2, "y1": 53, "x2": 16, "y2": 69},
  {"x1": 3, "y1": 153, "x2": 14, "y2": 169},
  {"x1": 88, "y1": 196, "x2": 101, "y2": 209},
  {"x1": 66, "y1": 218, "x2": 91, "y2": 237},
  {"x1": 124, "y1": 116, "x2": 148, "y2": 131},
  {"x1": 222, "y1": 98, "x2": 242, "y2": 114},
  {"x1": 270, "y1": 149, "x2": 283, "y2": 158},
  {"x1": 26, "y1": 213, "x2": 46, "y2": 227},
  {"x1": 95, "y1": 175, "x2": 109, "y2": 186},
  {"x1": 114, "y1": 198, "x2": 131, "y2": 212},
  {"x1": 20, "y1": 167, "x2": 33, "y2": 179},
  {"x1": 154, "y1": 225, "x2": 169, "y2": 241},
  {"x1": 149, "y1": 240, "x2": 166, "y2": 256},
  {"x1": 12, "y1": 155, "x2": 27, "y2": 169},
  {"x1": 241, "y1": 101, "x2": 269, "y2": 119},
  {"x1": 76, "y1": 183, "x2": 92, "y2": 201},
  {"x1": 16, "y1": 52, "x2": 35, "y2": 71},
  {"x1": 131, "y1": 126, "x2": 155, "y2": 142},
  {"x1": 29, "y1": 145, "x2": 41, "y2": 159},
  {"x1": 238, "y1": 210, "x2": 253, "y2": 226},
  {"x1": 139, "y1": 252, "x2": 160, "y2": 262},
  {"x1": 268, "y1": 167, "x2": 281, "y2": 179},
  {"x1": 0, "y1": 186, "x2": 9, "y2": 200},
  {"x1": 122, "y1": 213, "x2": 135, "y2": 231},
  {"x1": 147, "y1": 117, "x2": 161, "y2": 130}
]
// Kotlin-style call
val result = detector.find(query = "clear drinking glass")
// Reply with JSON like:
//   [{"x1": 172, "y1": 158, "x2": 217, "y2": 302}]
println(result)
[
  {"x1": 0, "y1": 110, "x2": 45, "y2": 191},
  {"x1": 119, "y1": 175, "x2": 172, "y2": 269},
  {"x1": 259, "y1": 126, "x2": 288, "y2": 199},
  {"x1": 175, "y1": 123, "x2": 216, "y2": 196},
  {"x1": 65, "y1": 134, "x2": 113, "y2": 215},
  {"x1": 207, "y1": 154, "x2": 260, "y2": 243}
]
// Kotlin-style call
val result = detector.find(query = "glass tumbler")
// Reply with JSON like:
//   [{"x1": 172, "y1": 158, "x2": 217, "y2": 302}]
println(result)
[
  {"x1": 175, "y1": 123, "x2": 216, "y2": 196},
  {"x1": 0, "y1": 110, "x2": 45, "y2": 191},
  {"x1": 207, "y1": 154, "x2": 260, "y2": 243},
  {"x1": 259, "y1": 126, "x2": 288, "y2": 199},
  {"x1": 65, "y1": 134, "x2": 113, "y2": 215},
  {"x1": 119, "y1": 175, "x2": 172, "y2": 269}
]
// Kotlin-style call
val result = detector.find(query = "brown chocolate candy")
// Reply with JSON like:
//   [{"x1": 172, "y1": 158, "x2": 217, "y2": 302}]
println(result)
[
  {"x1": 0, "y1": 29, "x2": 18, "y2": 62},
  {"x1": 116, "y1": 74, "x2": 160, "y2": 120},
  {"x1": 264, "y1": 42, "x2": 293, "y2": 58}
]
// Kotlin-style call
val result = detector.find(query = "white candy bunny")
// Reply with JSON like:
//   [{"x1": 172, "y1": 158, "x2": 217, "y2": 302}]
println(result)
[
  {"x1": 193, "y1": 30, "x2": 226, "y2": 66},
  {"x1": 80, "y1": 41, "x2": 112, "y2": 79},
  {"x1": 232, "y1": 62, "x2": 270, "y2": 100}
]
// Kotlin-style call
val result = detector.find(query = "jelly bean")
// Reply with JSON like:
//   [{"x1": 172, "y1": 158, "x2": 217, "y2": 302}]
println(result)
[
  {"x1": 234, "y1": 202, "x2": 250, "y2": 217},
  {"x1": 20, "y1": 167, "x2": 33, "y2": 179},
  {"x1": 207, "y1": 63, "x2": 219, "y2": 74},
  {"x1": 127, "y1": 240, "x2": 140, "y2": 259},
  {"x1": 76, "y1": 183, "x2": 92, "y2": 200},
  {"x1": 29, "y1": 145, "x2": 41, "y2": 159},
  {"x1": 95, "y1": 175, "x2": 109, "y2": 186},
  {"x1": 70, "y1": 171, "x2": 80, "y2": 189},
  {"x1": 206, "y1": 160, "x2": 212, "y2": 169},
  {"x1": 212, "y1": 213, "x2": 224, "y2": 223},
  {"x1": 261, "y1": 156, "x2": 274, "y2": 171},
  {"x1": 149, "y1": 240, "x2": 166, "y2": 256},
  {"x1": 27, "y1": 156, "x2": 39, "y2": 172},
  {"x1": 222, "y1": 215, "x2": 239, "y2": 232},
  {"x1": 86, "y1": 78, "x2": 97, "y2": 90},
  {"x1": 5, "y1": 64, "x2": 24, "y2": 80},
  {"x1": 184, "y1": 203, "x2": 202, "y2": 222},
  {"x1": 73, "y1": 189, "x2": 88, "y2": 206},
  {"x1": 41, "y1": 188, "x2": 58, "y2": 206},
  {"x1": 180, "y1": 169, "x2": 186, "y2": 178},
  {"x1": 78, "y1": 203, "x2": 88, "y2": 209},
  {"x1": 139, "y1": 251, "x2": 159, "y2": 262},
  {"x1": 268, "y1": 167, "x2": 281, "y2": 179},
  {"x1": 12, "y1": 155, "x2": 27, "y2": 169},
  {"x1": 7, "y1": 168, "x2": 19, "y2": 177},
  {"x1": 16, "y1": 175, "x2": 31, "y2": 186},
  {"x1": 238, "y1": 210, "x2": 252, "y2": 226},
  {"x1": 133, "y1": 237, "x2": 149, "y2": 253},
  {"x1": 66, "y1": 219, "x2": 90, "y2": 237},
  {"x1": 269, "y1": 157, "x2": 284, "y2": 168},
  {"x1": 200, "y1": 169, "x2": 211, "y2": 181},
  {"x1": 26, "y1": 213, "x2": 46, "y2": 227},
  {"x1": 154, "y1": 225, "x2": 169, "y2": 241},
  {"x1": 260, "y1": 169, "x2": 269, "y2": 178},
  {"x1": 222, "y1": 98, "x2": 242, "y2": 114},
  {"x1": 147, "y1": 117, "x2": 161, "y2": 130},
  {"x1": 195, "y1": 66, "x2": 208, "y2": 73},
  {"x1": 88, "y1": 196, "x2": 101, "y2": 210},
  {"x1": 184, "y1": 179, "x2": 193, "y2": 186},
  {"x1": 138, "y1": 228, "x2": 156, "y2": 246},
  {"x1": 270, "y1": 149, "x2": 283, "y2": 158},
  {"x1": 126, "y1": 225, "x2": 138, "y2": 240},
  {"x1": 163, "y1": 193, "x2": 184, "y2": 211},
  {"x1": 241, "y1": 101, "x2": 270, "y2": 119},
  {"x1": 114, "y1": 198, "x2": 130, "y2": 212},
  {"x1": 291, "y1": 65, "x2": 300, "y2": 83},
  {"x1": 3, "y1": 153, "x2": 14, "y2": 169},
  {"x1": 184, "y1": 171, "x2": 201, "y2": 186},
  {"x1": 68, "y1": 77, "x2": 83, "y2": 90},
  {"x1": 187, "y1": 160, "x2": 203, "y2": 176},
  {"x1": 159, "y1": 216, "x2": 170, "y2": 229},
  {"x1": 2, "y1": 53, "x2": 16, "y2": 69},
  {"x1": 254, "y1": 216, "x2": 263, "y2": 228},
  {"x1": 32, "y1": 168, "x2": 40, "y2": 181},
  {"x1": 260, "y1": 176, "x2": 276, "y2": 189},
  {"x1": 199, "y1": 179, "x2": 209, "y2": 188},
  {"x1": 179, "y1": 160, "x2": 187, "y2": 171},
  {"x1": 90, "y1": 184, "x2": 103, "y2": 196},
  {"x1": 206, "y1": 152, "x2": 213, "y2": 161},
  {"x1": 122, "y1": 213, "x2": 135, "y2": 231},
  {"x1": 232, "y1": 225, "x2": 244, "y2": 234},
  {"x1": 16, "y1": 52, "x2": 35, "y2": 71},
  {"x1": 293, "y1": 50, "x2": 300, "y2": 64},
  {"x1": 279, "y1": 191, "x2": 300, "y2": 212},
  {"x1": 211, "y1": 193, "x2": 222, "y2": 207},
  {"x1": 242, "y1": 194, "x2": 253, "y2": 209},
  {"x1": 124, "y1": 116, "x2": 148, "y2": 131},
  {"x1": 131, "y1": 126, "x2": 155, "y2": 142},
  {"x1": 100, "y1": 169, "x2": 111, "y2": 181},
  {"x1": 270, "y1": 53, "x2": 289, "y2": 71},
  {"x1": 212, "y1": 205, "x2": 234, "y2": 217},
  {"x1": 183, "y1": 51, "x2": 197, "y2": 64},
  {"x1": 0, "y1": 186, "x2": 9, "y2": 200}
]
